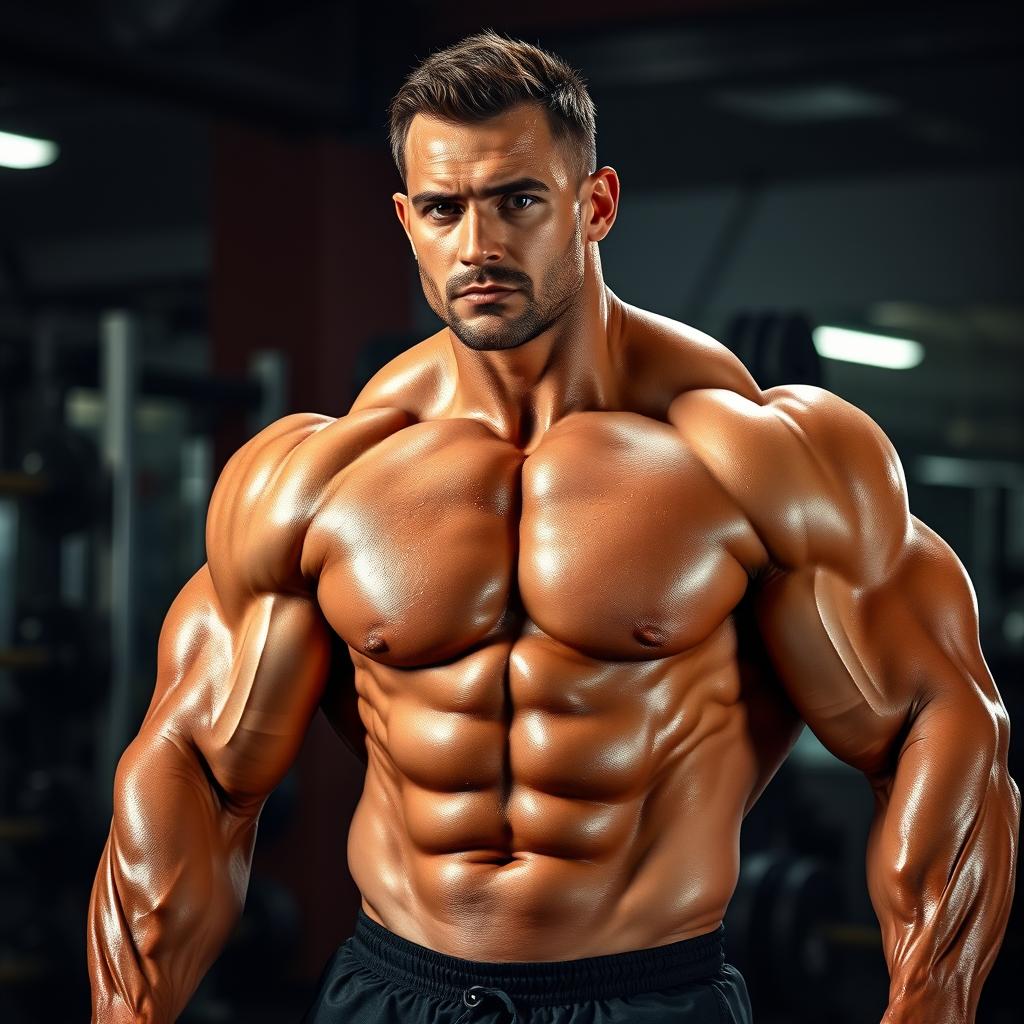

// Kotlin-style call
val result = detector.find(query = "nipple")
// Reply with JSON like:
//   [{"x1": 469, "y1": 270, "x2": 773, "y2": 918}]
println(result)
[
  {"x1": 363, "y1": 631, "x2": 389, "y2": 654},
  {"x1": 633, "y1": 625, "x2": 666, "y2": 648}
]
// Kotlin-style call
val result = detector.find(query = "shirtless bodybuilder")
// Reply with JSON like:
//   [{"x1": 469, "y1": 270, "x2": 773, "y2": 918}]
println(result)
[{"x1": 87, "y1": 30, "x2": 1019, "y2": 1024}]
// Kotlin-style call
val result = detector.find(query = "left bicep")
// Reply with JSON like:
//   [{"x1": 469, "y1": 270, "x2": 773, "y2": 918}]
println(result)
[{"x1": 755, "y1": 515, "x2": 1003, "y2": 779}]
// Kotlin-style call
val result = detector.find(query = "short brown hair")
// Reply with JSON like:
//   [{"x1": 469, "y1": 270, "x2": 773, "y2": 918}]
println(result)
[{"x1": 388, "y1": 29, "x2": 597, "y2": 189}]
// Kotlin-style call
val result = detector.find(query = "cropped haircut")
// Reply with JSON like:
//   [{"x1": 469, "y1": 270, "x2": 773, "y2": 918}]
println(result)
[{"x1": 388, "y1": 29, "x2": 597, "y2": 190}]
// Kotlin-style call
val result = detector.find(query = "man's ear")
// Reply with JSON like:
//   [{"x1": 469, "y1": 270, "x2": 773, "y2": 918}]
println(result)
[{"x1": 582, "y1": 167, "x2": 620, "y2": 244}]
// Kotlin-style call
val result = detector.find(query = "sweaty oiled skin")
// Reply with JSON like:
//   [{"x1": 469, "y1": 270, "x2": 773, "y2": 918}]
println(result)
[{"x1": 87, "y1": 298, "x2": 1019, "y2": 1023}]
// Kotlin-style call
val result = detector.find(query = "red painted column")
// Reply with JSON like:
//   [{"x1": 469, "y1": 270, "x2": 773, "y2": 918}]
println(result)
[
  {"x1": 211, "y1": 119, "x2": 412, "y2": 429},
  {"x1": 210, "y1": 120, "x2": 413, "y2": 978}
]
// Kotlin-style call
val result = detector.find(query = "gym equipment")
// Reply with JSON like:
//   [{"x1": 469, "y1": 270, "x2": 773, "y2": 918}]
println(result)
[
  {"x1": 3, "y1": 601, "x2": 105, "y2": 689},
  {"x1": 724, "y1": 310, "x2": 823, "y2": 389},
  {"x1": 0, "y1": 309, "x2": 291, "y2": 1021},
  {"x1": 724, "y1": 848, "x2": 881, "y2": 1020},
  {"x1": 11, "y1": 425, "x2": 103, "y2": 536}
]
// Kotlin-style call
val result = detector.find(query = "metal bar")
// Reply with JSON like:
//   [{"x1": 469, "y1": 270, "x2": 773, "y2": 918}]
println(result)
[
  {"x1": 98, "y1": 310, "x2": 138, "y2": 814},
  {"x1": 248, "y1": 349, "x2": 288, "y2": 435}
]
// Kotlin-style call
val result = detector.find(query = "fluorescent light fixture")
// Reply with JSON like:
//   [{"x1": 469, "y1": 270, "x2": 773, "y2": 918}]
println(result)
[
  {"x1": 812, "y1": 326, "x2": 924, "y2": 369},
  {"x1": 0, "y1": 129, "x2": 60, "y2": 170},
  {"x1": 713, "y1": 84, "x2": 900, "y2": 123}
]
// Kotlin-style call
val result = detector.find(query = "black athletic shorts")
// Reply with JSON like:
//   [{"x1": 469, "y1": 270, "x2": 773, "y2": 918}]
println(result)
[{"x1": 301, "y1": 909, "x2": 752, "y2": 1023}]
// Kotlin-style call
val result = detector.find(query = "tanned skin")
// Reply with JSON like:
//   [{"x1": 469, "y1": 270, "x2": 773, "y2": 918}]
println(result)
[{"x1": 88, "y1": 102, "x2": 1019, "y2": 1023}]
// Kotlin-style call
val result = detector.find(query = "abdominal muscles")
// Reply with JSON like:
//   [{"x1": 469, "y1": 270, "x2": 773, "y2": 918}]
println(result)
[{"x1": 345, "y1": 620, "x2": 760, "y2": 961}]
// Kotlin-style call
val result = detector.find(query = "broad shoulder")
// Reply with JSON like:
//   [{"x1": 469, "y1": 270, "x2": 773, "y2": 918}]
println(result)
[
  {"x1": 206, "y1": 408, "x2": 409, "y2": 613},
  {"x1": 211, "y1": 408, "x2": 410, "y2": 517},
  {"x1": 667, "y1": 382, "x2": 898, "y2": 474},
  {"x1": 668, "y1": 384, "x2": 911, "y2": 582}
]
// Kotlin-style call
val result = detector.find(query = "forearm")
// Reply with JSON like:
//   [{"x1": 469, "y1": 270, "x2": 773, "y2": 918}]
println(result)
[
  {"x1": 87, "y1": 731, "x2": 260, "y2": 1023},
  {"x1": 866, "y1": 695, "x2": 1020, "y2": 1024}
]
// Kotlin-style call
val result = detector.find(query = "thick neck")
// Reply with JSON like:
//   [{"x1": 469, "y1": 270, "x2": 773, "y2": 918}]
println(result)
[{"x1": 444, "y1": 275, "x2": 627, "y2": 451}]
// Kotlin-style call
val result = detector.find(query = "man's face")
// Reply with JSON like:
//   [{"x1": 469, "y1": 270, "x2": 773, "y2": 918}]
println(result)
[{"x1": 394, "y1": 103, "x2": 589, "y2": 352}]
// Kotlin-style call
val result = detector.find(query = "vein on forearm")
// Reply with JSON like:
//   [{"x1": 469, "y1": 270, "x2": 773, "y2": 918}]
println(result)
[{"x1": 868, "y1": 693, "x2": 1017, "y2": 1016}]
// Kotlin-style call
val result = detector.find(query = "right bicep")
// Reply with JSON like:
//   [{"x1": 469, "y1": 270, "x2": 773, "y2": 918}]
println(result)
[{"x1": 139, "y1": 562, "x2": 331, "y2": 810}]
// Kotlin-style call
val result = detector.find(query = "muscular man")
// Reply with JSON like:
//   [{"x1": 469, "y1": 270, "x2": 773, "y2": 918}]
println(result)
[{"x1": 88, "y1": 30, "x2": 1019, "y2": 1024}]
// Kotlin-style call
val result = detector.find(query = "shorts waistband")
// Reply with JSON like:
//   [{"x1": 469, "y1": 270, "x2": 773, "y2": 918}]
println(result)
[{"x1": 347, "y1": 909, "x2": 725, "y2": 1007}]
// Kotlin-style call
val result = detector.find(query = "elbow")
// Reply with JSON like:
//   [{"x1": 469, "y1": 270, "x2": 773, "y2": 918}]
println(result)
[
  {"x1": 984, "y1": 695, "x2": 1019, "y2": 835},
  {"x1": 994, "y1": 703, "x2": 1021, "y2": 834},
  {"x1": 935, "y1": 692, "x2": 1020, "y2": 849},
  {"x1": 993, "y1": 699, "x2": 1016, "y2": 781}
]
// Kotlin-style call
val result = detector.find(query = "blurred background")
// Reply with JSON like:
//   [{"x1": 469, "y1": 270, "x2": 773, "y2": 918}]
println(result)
[{"x1": 0, "y1": 0, "x2": 1020, "y2": 1021}]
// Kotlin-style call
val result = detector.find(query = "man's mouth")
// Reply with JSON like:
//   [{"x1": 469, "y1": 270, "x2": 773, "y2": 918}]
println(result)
[{"x1": 457, "y1": 286, "x2": 518, "y2": 304}]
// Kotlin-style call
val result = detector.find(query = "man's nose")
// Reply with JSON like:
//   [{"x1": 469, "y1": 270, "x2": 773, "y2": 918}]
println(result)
[{"x1": 457, "y1": 207, "x2": 503, "y2": 265}]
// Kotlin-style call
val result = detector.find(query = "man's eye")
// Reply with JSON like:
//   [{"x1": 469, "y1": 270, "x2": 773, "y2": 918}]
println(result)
[
  {"x1": 505, "y1": 194, "x2": 536, "y2": 211},
  {"x1": 427, "y1": 203, "x2": 458, "y2": 219},
  {"x1": 425, "y1": 195, "x2": 536, "y2": 219}
]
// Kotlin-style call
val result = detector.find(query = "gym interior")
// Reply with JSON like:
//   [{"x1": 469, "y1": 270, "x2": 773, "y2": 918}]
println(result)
[{"x1": 0, "y1": 2, "x2": 1020, "y2": 1021}]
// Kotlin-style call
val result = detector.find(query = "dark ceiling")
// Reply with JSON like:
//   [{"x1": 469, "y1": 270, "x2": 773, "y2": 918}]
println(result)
[{"x1": 0, "y1": 1, "x2": 1020, "y2": 239}]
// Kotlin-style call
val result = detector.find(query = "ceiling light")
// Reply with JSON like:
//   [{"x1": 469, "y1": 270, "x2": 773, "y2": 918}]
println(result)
[
  {"x1": 0, "y1": 129, "x2": 59, "y2": 170},
  {"x1": 713, "y1": 84, "x2": 900, "y2": 123},
  {"x1": 812, "y1": 326, "x2": 924, "y2": 369}
]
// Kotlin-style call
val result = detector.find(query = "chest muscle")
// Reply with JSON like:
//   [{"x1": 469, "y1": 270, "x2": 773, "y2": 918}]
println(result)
[{"x1": 310, "y1": 413, "x2": 751, "y2": 664}]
